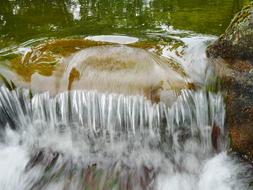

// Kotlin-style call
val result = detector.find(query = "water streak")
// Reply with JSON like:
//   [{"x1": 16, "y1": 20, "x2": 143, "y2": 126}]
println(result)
[{"x1": 0, "y1": 86, "x2": 251, "y2": 190}]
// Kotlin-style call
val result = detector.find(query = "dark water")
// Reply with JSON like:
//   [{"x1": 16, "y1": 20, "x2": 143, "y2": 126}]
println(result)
[{"x1": 0, "y1": 0, "x2": 250, "y2": 48}]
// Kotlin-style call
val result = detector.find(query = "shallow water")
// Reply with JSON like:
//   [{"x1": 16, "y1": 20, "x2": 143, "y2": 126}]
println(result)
[
  {"x1": 0, "y1": 0, "x2": 250, "y2": 48},
  {"x1": 0, "y1": 0, "x2": 253, "y2": 190}
]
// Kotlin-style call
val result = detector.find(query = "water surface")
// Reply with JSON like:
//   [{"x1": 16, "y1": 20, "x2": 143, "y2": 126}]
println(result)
[{"x1": 0, "y1": 0, "x2": 250, "y2": 48}]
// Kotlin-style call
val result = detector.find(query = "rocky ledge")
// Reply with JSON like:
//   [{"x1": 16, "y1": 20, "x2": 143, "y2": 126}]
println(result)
[{"x1": 207, "y1": 3, "x2": 253, "y2": 161}]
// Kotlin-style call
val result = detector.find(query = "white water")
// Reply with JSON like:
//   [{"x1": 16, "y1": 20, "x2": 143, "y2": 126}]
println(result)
[
  {"x1": 85, "y1": 35, "x2": 139, "y2": 44},
  {"x1": 160, "y1": 25, "x2": 217, "y2": 85},
  {"x1": 0, "y1": 86, "x2": 251, "y2": 190}
]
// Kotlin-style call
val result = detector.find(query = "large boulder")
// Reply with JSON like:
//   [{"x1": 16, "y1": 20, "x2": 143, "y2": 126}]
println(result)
[
  {"x1": 2, "y1": 38, "x2": 191, "y2": 105},
  {"x1": 222, "y1": 61, "x2": 253, "y2": 161},
  {"x1": 206, "y1": 3, "x2": 253, "y2": 60},
  {"x1": 207, "y1": 3, "x2": 253, "y2": 161}
]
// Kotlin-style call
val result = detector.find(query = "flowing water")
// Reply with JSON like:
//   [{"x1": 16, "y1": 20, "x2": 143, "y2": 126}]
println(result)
[
  {"x1": 0, "y1": 0, "x2": 253, "y2": 190},
  {"x1": 0, "y1": 86, "x2": 247, "y2": 190}
]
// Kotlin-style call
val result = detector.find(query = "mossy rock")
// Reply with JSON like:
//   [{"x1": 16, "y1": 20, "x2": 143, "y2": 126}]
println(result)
[
  {"x1": 9, "y1": 38, "x2": 186, "y2": 82},
  {"x1": 211, "y1": 59, "x2": 253, "y2": 162},
  {"x1": 207, "y1": 3, "x2": 253, "y2": 162},
  {"x1": 3, "y1": 38, "x2": 191, "y2": 104},
  {"x1": 206, "y1": 3, "x2": 253, "y2": 60}
]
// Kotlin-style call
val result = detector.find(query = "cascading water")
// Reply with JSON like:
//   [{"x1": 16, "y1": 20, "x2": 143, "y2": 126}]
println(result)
[
  {"x1": 0, "y1": 25, "x2": 252, "y2": 190},
  {"x1": 1, "y1": 0, "x2": 253, "y2": 189},
  {"x1": 0, "y1": 85, "x2": 251, "y2": 190}
]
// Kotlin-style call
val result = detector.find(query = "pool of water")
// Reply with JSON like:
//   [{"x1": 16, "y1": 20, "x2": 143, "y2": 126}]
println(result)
[{"x1": 0, "y1": 0, "x2": 250, "y2": 48}]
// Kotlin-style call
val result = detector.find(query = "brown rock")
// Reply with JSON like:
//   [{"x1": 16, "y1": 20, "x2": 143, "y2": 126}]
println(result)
[
  {"x1": 211, "y1": 123, "x2": 221, "y2": 151},
  {"x1": 207, "y1": 3, "x2": 253, "y2": 161}
]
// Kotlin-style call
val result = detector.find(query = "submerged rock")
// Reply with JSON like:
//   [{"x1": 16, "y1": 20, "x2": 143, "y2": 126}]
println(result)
[
  {"x1": 207, "y1": 3, "x2": 253, "y2": 161},
  {"x1": 4, "y1": 38, "x2": 190, "y2": 104},
  {"x1": 206, "y1": 3, "x2": 253, "y2": 60},
  {"x1": 8, "y1": 38, "x2": 169, "y2": 82},
  {"x1": 9, "y1": 39, "x2": 112, "y2": 81}
]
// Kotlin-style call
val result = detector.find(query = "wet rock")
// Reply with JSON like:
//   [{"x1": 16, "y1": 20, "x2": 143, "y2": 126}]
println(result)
[
  {"x1": 206, "y1": 3, "x2": 253, "y2": 60},
  {"x1": 211, "y1": 122, "x2": 221, "y2": 151},
  {"x1": 225, "y1": 68, "x2": 253, "y2": 160},
  {"x1": 207, "y1": 3, "x2": 253, "y2": 161},
  {"x1": 10, "y1": 39, "x2": 112, "y2": 81},
  {"x1": 58, "y1": 45, "x2": 187, "y2": 103},
  {"x1": 9, "y1": 38, "x2": 178, "y2": 82},
  {"x1": 6, "y1": 39, "x2": 190, "y2": 104}
]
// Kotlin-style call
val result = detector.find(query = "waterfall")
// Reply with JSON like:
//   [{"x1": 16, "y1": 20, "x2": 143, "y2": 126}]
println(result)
[
  {"x1": 0, "y1": 86, "x2": 251, "y2": 190},
  {"x1": 0, "y1": 86, "x2": 225, "y2": 148}
]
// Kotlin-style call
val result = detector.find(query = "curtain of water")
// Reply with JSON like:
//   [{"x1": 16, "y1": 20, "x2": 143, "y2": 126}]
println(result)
[{"x1": 0, "y1": 86, "x2": 250, "y2": 190}]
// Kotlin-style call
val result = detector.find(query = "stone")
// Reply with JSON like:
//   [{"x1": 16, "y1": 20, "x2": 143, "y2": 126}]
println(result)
[
  {"x1": 4, "y1": 39, "x2": 191, "y2": 105},
  {"x1": 206, "y1": 3, "x2": 253, "y2": 60},
  {"x1": 207, "y1": 3, "x2": 253, "y2": 161}
]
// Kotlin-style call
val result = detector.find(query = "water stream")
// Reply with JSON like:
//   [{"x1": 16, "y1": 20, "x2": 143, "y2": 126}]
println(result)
[
  {"x1": 0, "y1": 84, "x2": 251, "y2": 190},
  {"x1": 0, "y1": 0, "x2": 252, "y2": 189},
  {"x1": 0, "y1": 28, "x2": 252, "y2": 190}
]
